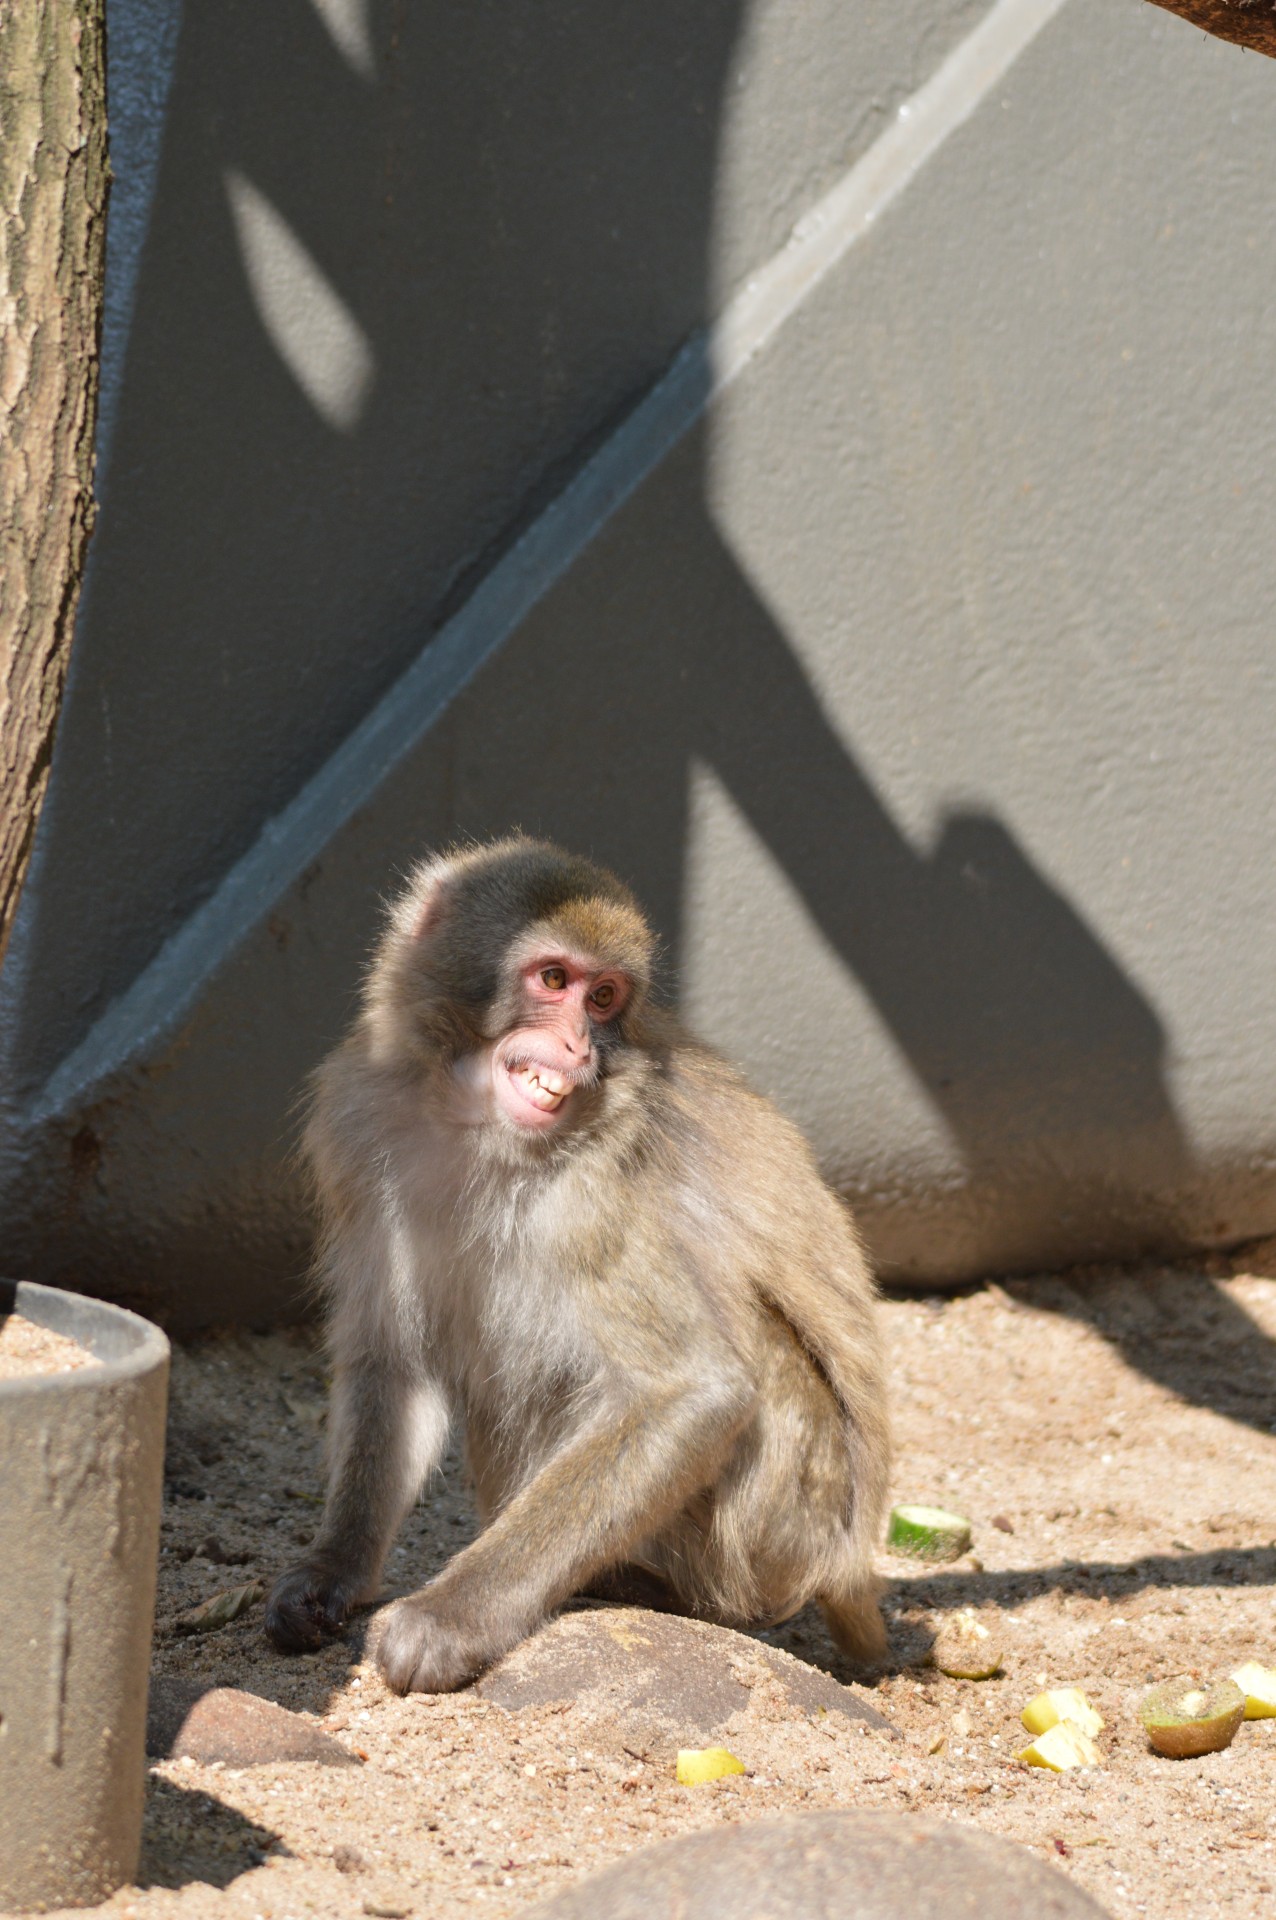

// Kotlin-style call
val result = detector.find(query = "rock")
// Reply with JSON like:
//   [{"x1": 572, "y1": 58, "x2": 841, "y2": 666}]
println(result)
[
  {"x1": 146, "y1": 1678, "x2": 358, "y2": 1766},
  {"x1": 194, "y1": 1534, "x2": 252, "y2": 1566},
  {"x1": 475, "y1": 1606, "x2": 889, "y2": 1745},
  {"x1": 521, "y1": 1811, "x2": 1112, "y2": 1919}
]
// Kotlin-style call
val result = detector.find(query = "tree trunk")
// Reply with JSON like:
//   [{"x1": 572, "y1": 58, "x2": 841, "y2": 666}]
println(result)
[
  {"x1": 1144, "y1": 0, "x2": 1276, "y2": 57},
  {"x1": 0, "y1": 0, "x2": 108, "y2": 970}
]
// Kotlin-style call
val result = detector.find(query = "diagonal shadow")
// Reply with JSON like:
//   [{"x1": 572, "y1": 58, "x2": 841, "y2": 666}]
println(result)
[
  {"x1": 884, "y1": 1541, "x2": 1276, "y2": 1612},
  {"x1": 996, "y1": 1263, "x2": 1276, "y2": 1434},
  {"x1": 759, "y1": 1542, "x2": 1276, "y2": 1682}
]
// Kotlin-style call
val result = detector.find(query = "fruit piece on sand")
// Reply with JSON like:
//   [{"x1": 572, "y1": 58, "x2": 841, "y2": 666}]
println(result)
[
  {"x1": 1139, "y1": 1678, "x2": 1245, "y2": 1758},
  {"x1": 1021, "y1": 1688, "x2": 1105, "y2": 1740},
  {"x1": 1017, "y1": 1722, "x2": 1102, "y2": 1771},
  {"x1": 932, "y1": 1609, "x2": 1003, "y2": 1680},
  {"x1": 1231, "y1": 1661, "x2": 1276, "y2": 1720},
  {"x1": 886, "y1": 1505, "x2": 972, "y2": 1562},
  {"x1": 676, "y1": 1747, "x2": 746, "y2": 1785}
]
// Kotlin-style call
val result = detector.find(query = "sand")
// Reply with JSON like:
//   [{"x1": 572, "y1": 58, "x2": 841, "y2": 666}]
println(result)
[
  {"x1": 0, "y1": 1312, "x2": 98, "y2": 1380},
  {"x1": 21, "y1": 1245, "x2": 1276, "y2": 1919}
]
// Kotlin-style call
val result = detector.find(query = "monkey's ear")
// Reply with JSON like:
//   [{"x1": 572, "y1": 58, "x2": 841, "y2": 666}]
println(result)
[{"x1": 397, "y1": 861, "x2": 452, "y2": 943}]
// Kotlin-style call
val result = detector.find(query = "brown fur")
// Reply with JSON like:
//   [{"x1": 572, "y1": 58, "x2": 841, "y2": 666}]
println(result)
[{"x1": 265, "y1": 837, "x2": 891, "y2": 1692}]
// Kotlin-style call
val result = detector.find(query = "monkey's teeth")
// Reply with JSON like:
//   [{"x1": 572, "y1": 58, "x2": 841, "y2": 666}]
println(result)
[{"x1": 518, "y1": 1067, "x2": 567, "y2": 1110}]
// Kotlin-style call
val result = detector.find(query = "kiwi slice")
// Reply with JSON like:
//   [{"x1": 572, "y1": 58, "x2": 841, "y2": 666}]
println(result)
[
  {"x1": 1139, "y1": 1677, "x2": 1245, "y2": 1757},
  {"x1": 1021, "y1": 1688, "x2": 1104, "y2": 1740},
  {"x1": 886, "y1": 1504, "x2": 972, "y2": 1562},
  {"x1": 1231, "y1": 1661, "x2": 1276, "y2": 1720}
]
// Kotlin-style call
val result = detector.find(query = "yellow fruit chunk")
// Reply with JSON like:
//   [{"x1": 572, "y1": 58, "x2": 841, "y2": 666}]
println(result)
[
  {"x1": 1231, "y1": 1661, "x2": 1276, "y2": 1720},
  {"x1": 1021, "y1": 1688, "x2": 1105, "y2": 1740},
  {"x1": 1017, "y1": 1722, "x2": 1102, "y2": 1771},
  {"x1": 676, "y1": 1747, "x2": 746, "y2": 1786},
  {"x1": 1139, "y1": 1677, "x2": 1245, "y2": 1758}
]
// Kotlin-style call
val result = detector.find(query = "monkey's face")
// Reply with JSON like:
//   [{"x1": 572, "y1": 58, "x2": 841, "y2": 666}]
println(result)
[{"x1": 489, "y1": 947, "x2": 631, "y2": 1132}]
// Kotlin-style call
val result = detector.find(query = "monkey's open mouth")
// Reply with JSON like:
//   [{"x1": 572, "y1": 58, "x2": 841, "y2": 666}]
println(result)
[{"x1": 507, "y1": 1063, "x2": 570, "y2": 1117}]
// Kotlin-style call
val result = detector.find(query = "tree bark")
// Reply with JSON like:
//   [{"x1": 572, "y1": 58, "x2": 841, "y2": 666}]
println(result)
[
  {"x1": 0, "y1": 0, "x2": 108, "y2": 970},
  {"x1": 1144, "y1": 0, "x2": 1276, "y2": 57}
]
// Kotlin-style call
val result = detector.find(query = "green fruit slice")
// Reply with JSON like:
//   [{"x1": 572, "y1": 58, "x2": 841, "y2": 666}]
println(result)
[
  {"x1": 1231, "y1": 1661, "x2": 1276, "y2": 1720},
  {"x1": 1021, "y1": 1688, "x2": 1105, "y2": 1740},
  {"x1": 886, "y1": 1505, "x2": 972, "y2": 1562},
  {"x1": 1017, "y1": 1722, "x2": 1102, "y2": 1771},
  {"x1": 1139, "y1": 1678, "x2": 1245, "y2": 1758}
]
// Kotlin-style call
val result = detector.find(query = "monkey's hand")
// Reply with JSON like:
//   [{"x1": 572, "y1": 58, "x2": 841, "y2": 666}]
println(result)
[
  {"x1": 264, "y1": 1559, "x2": 364, "y2": 1653},
  {"x1": 372, "y1": 1593, "x2": 489, "y2": 1694}
]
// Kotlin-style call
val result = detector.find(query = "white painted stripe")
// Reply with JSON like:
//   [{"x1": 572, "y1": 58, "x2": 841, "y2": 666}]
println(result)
[{"x1": 28, "y1": 0, "x2": 1070, "y2": 1124}]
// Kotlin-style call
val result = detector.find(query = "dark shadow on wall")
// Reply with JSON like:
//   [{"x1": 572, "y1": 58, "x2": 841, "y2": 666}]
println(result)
[
  {"x1": 7, "y1": 0, "x2": 1266, "y2": 1420},
  {"x1": 442, "y1": 434, "x2": 1198, "y2": 1262}
]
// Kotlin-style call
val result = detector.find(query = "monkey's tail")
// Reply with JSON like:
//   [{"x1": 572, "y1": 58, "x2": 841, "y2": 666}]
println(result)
[{"x1": 816, "y1": 1377, "x2": 891, "y2": 1666}]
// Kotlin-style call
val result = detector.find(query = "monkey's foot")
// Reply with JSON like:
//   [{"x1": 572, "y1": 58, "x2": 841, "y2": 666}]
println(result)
[
  {"x1": 264, "y1": 1561, "x2": 362, "y2": 1653},
  {"x1": 373, "y1": 1595, "x2": 490, "y2": 1694}
]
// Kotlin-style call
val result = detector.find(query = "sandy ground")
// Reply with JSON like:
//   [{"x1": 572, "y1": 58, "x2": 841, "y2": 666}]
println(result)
[
  {"x1": 30, "y1": 1245, "x2": 1276, "y2": 1920},
  {"x1": 0, "y1": 1314, "x2": 100, "y2": 1378}
]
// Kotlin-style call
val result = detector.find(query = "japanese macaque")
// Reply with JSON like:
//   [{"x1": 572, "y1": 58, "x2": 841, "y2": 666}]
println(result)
[{"x1": 266, "y1": 837, "x2": 890, "y2": 1692}]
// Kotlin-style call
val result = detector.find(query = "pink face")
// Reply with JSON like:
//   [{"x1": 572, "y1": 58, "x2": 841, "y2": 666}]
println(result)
[{"x1": 492, "y1": 953, "x2": 629, "y2": 1130}]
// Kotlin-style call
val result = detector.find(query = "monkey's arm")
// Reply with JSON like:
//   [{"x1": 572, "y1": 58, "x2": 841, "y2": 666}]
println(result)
[
  {"x1": 375, "y1": 1363, "x2": 754, "y2": 1693},
  {"x1": 266, "y1": 1217, "x2": 453, "y2": 1652},
  {"x1": 266, "y1": 1361, "x2": 452, "y2": 1651}
]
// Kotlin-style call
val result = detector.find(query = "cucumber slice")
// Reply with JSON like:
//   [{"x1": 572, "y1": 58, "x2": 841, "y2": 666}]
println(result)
[
  {"x1": 1139, "y1": 1678, "x2": 1245, "y2": 1758},
  {"x1": 1231, "y1": 1661, "x2": 1276, "y2": 1720},
  {"x1": 1017, "y1": 1722, "x2": 1102, "y2": 1771},
  {"x1": 1021, "y1": 1688, "x2": 1105, "y2": 1740},
  {"x1": 676, "y1": 1746, "x2": 746, "y2": 1785},
  {"x1": 886, "y1": 1504, "x2": 972, "y2": 1562}
]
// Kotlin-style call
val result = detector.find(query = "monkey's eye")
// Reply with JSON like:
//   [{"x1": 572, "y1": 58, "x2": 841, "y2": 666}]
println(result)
[
  {"x1": 590, "y1": 982, "x2": 616, "y2": 1012},
  {"x1": 539, "y1": 966, "x2": 568, "y2": 992}
]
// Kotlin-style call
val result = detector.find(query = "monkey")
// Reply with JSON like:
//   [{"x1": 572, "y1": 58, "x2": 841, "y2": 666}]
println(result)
[{"x1": 265, "y1": 836, "x2": 891, "y2": 1693}]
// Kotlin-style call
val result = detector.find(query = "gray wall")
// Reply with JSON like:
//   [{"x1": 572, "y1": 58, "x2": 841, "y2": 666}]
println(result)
[{"x1": 2, "y1": 0, "x2": 1275, "y2": 1329}]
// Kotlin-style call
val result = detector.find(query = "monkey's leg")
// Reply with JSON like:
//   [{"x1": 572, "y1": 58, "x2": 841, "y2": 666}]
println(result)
[
  {"x1": 266, "y1": 1365, "x2": 450, "y2": 1652},
  {"x1": 819, "y1": 1580, "x2": 889, "y2": 1664},
  {"x1": 575, "y1": 1564, "x2": 684, "y2": 1611},
  {"x1": 374, "y1": 1373, "x2": 754, "y2": 1693}
]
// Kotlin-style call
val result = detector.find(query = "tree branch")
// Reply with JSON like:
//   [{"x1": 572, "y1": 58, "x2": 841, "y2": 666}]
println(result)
[{"x1": 1144, "y1": 0, "x2": 1276, "y2": 58}]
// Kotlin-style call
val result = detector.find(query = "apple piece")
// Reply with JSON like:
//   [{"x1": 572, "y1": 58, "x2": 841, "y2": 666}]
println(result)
[
  {"x1": 932, "y1": 1609, "x2": 1003, "y2": 1680},
  {"x1": 1139, "y1": 1678, "x2": 1245, "y2": 1758},
  {"x1": 1021, "y1": 1688, "x2": 1105, "y2": 1740},
  {"x1": 1017, "y1": 1722, "x2": 1103, "y2": 1771},
  {"x1": 1230, "y1": 1661, "x2": 1276, "y2": 1720},
  {"x1": 886, "y1": 1504, "x2": 972, "y2": 1562},
  {"x1": 676, "y1": 1747, "x2": 746, "y2": 1785}
]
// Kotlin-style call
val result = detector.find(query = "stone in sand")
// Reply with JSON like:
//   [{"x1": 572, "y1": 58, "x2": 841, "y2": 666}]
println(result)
[
  {"x1": 146, "y1": 1679, "x2": 358, "y2": 1766},
  {"x1": 521, "y1": 1811, "x2": 1112, "y2": 1919},
  {"x1": 475, "y1": 1605, "x2": 890, "y2": 1743}
]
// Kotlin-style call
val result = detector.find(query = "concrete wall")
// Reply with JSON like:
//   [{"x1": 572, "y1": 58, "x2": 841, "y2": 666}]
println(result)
[{"x1": 2, "y1": 0, "x2": 1275, "y2": 1327}]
